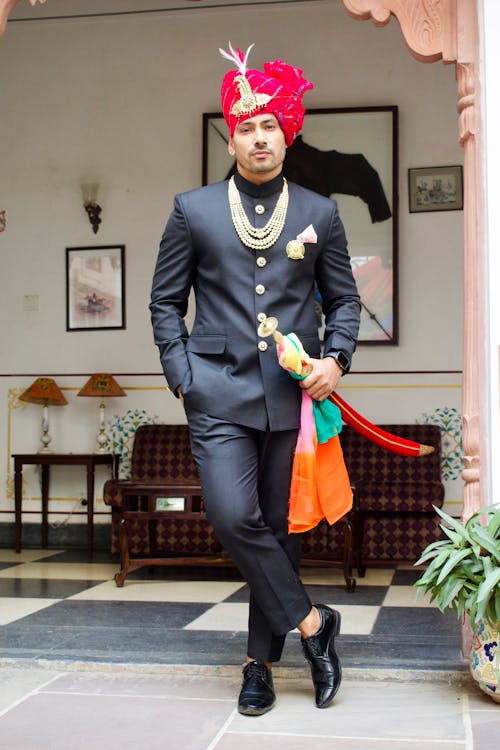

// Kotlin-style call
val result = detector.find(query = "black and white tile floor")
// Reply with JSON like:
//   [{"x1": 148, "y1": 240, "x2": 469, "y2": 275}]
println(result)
[
  {"x1": 0, "y1": 549, "x2": 464, "y2": 672},
  {"x1": 2, "y1": 549, "x2": 499, "y2": 750}
]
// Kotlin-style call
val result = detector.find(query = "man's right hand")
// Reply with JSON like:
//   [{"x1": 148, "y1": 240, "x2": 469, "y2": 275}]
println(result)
[{"x1": 176, "y1": 386, "x2": 184, "y2": 406}]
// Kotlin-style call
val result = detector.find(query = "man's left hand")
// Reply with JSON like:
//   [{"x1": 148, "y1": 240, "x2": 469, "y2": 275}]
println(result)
[{"x1": 300, "y1": 356, "x2": 342, "y2": 401}]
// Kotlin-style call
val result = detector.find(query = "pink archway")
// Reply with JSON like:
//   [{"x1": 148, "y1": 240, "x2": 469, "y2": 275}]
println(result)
[{"x1": 0, "y1": 0, "x2": 485, "y2": 522}]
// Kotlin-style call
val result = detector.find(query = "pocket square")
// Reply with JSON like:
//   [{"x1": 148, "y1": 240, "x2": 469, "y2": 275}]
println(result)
[{"x1": 296, "y1": 224, "x2": 317, "y2": 244}]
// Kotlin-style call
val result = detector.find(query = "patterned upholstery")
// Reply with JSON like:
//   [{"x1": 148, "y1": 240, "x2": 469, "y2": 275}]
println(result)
[
  {"x1": 338, "y1": 424, "x2": 445, "y2": 573},
  {"x1": 349, "y1": 482, "x2": 443, "y2": 512},
  {"x1": 103, "y1": 424, "x2": 199, "y2": 508},
  {"x1": 339, "y1": 424, "x2": 444, "y2": 512},
  {"x1": 358, "y1": 515, "x2": 445, "y2": 561},
  {"x1": 104, "y1": 424, "x2": 225, "y2": 565}
]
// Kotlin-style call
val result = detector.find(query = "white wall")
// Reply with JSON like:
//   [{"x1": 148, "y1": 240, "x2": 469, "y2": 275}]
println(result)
[{"x1": 0, "y1": 3, "x2": 464, "y2": 525}]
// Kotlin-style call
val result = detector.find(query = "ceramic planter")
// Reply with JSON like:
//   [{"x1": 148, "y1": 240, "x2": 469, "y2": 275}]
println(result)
[{"x1": 470, "y1": 620, "x2": 500, "y2": 702}]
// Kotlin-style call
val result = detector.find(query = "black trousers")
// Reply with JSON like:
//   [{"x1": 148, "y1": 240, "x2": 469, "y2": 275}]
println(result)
[{"x1": 185, "y1": 406, "x2": 312, "y2": 662}]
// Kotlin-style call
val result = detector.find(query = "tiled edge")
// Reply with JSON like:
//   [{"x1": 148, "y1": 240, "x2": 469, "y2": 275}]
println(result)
[{"x1": 0, "y1": 658, "x2": 471, "y2": 685}]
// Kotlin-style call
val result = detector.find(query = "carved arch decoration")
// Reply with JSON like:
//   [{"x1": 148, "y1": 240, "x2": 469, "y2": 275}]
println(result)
[
  {"x1": 0, "y1": 0, "x2": 44, "y2": 37},
  {"x1": 0, "y1": 0, "x2": 484, "y2": 521}
]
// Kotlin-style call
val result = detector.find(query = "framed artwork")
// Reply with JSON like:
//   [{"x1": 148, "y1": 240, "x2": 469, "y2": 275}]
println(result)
[
  {"x1": 408, "y1": 165, "x2": 463, "y2": 213},
  {"x1": 66, "y1": 245, "x2": 125, "y2": 331},
  {"x1": 202, "y1": 106, "x2": 399, "y2": 345}
]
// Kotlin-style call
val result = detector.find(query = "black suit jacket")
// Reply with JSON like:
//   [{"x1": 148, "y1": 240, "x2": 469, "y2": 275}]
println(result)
[{"x1": 150, "y1": 172, "x2": 360, "y2": 431}]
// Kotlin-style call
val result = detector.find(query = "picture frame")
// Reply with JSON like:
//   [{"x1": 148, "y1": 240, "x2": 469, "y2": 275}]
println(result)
[
  {"x1": 66, "y1": 245, "x2": 125, "y2": 331},
  {"x1": 202, "y1": 106, "x2": 398, "y2": 345},
  {"x1": 408, "y1": 165, "x2": 463, "y2": 213}
]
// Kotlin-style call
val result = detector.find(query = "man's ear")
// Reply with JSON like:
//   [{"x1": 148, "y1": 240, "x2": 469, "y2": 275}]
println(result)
[{"x1": 228, "y1": 138, "x2": 235, "y2": 157}]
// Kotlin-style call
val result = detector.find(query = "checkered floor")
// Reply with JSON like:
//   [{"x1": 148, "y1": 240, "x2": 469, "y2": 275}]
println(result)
[{"x1": 0, "y1": 549, "x2": 465, "y2": 672}]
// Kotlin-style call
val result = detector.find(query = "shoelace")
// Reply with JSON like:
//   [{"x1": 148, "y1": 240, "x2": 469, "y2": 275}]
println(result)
[
  {"x1": 301, "y1": 636, "x2": 325, "y2": 659},
  {"x1": 244, "y1": 662, "x2": 271, "y2": 683}
]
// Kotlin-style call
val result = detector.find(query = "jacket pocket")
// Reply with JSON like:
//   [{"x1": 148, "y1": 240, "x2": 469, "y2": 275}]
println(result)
[{"x1": 186, "y1": 334, "x2": 226, "y2": 355}]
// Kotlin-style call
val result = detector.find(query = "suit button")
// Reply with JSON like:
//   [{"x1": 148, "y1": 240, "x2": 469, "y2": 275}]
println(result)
[
  {"x1": 255, "y1": 204, "x2": 265, "y2": 215},
  {"x1": 258, "y1": 341, "x2": 268, "y2": 352},
  {"x1": 256, "y1": 256, "x2": 267, "y2": 267},
  {"x1": 257, "y1": 312, "x2": 267, "y2": 323},
  {"x1": 255, "y1": 284, "x2": 266, "y2": 295}
]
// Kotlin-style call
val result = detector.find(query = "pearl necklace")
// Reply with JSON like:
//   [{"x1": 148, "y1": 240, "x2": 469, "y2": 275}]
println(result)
[{"x1": 228, "y1": 176, "x2": 289, "y2": 250}]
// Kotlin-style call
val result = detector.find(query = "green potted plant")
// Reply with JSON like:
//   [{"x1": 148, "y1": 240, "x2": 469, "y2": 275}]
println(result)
[{"x1": 414, "y1": 503, "x2": 500, "y2": 702}]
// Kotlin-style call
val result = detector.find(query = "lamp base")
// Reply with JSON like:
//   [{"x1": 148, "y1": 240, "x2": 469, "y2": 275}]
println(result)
[
  {"x1": 40, "y1": 429, "x2": 52, "y2": 453},
  {"x1": 96, "y1": 427, "x2": 108, "y2": 454}
]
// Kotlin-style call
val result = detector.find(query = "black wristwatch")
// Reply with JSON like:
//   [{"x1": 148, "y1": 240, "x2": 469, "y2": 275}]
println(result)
[{"x1": 330, "y1": 351, "x2": 349, "y2": 373}]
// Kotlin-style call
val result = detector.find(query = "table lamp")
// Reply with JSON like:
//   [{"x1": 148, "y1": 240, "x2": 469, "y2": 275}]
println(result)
[
  {"x1": 19, "y1": 377, "x2": 68, "y2": 453},
  {"x1": 78, "y1": 373, "x2": 126, "y2": 453}
]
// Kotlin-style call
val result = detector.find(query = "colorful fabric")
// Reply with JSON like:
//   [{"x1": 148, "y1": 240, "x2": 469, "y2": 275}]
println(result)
[
  {"x1": 313, "y1": 398, "x2": 343, "y2": 444},
  {"x1": 288, "y1": 392, "x2": 352, "y2": 533},
  {"x1": 272, "y1": 329, "x2": 353, "y2": 532},
  {"x1": 220, "y1": 43, "x2": 314, "y2": 147},
  {"x1": 278, "y1": 333, "x2": 343, "y2": 444}
]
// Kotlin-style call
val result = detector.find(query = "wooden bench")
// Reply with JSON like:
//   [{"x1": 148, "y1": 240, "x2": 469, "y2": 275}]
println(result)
[{"x1": 103, "y1": 423, "x2": 356, "y2": 589}]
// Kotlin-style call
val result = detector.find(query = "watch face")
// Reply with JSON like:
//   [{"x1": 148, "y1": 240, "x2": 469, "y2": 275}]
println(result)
[{"x1": 335, "y1": 352, "x2": 349, "y2": 371}]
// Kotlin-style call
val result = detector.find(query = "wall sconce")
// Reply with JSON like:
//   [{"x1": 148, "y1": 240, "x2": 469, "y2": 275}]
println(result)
[
  {"x1": 81, "y1": 183, "x2": 102, "y2": 234},
  {"x1": 19, "y1": 378, "x2": 68, "y2": 452},
  {"x1": 78, "y1": 373, "x2": 126, "y2": 453}
]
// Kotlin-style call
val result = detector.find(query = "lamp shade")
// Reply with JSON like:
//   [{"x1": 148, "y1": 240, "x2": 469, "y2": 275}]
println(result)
[
  {"x1": 19, "y1": 378, "x2": 68, "y2": 406},
  {"x1": 78, "y1": 373, "x2": 126, "y2": 398},
  {"x1": 78, "y1": 373, "x2": 125, "y2": 454},
  {"x1": 19, "y1": 378, "x2": 67, "y2": 452}
]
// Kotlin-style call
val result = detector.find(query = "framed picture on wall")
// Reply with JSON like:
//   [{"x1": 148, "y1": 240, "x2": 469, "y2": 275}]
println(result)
[
  {"x1": 66, "y1": 245, "x2": 125, "y2": 331},
  {"x1": 408, "y1": 165, "x2": 463, "y2": 213},
  {"x1": 202, "y1": 106, "x2": 399, "y2": 345}
]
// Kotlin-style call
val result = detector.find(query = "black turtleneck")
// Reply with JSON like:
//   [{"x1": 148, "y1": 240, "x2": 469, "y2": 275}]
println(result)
[{"x1": 234, "y1": 171, "x2": 284, "y2": 198}]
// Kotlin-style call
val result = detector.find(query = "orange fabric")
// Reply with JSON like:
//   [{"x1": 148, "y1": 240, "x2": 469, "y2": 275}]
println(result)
[
  {"x1": 288, "y1": 431, "x2": 320, "y2": 533},
  {"x1": 288, "y1": 394, "x2": 352, "y2": 533},
  {"x1": 316, "y1": 437, "x2": 353, "y2": 526}
]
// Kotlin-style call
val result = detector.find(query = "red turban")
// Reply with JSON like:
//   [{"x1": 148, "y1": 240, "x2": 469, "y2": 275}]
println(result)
[{"x1": 220, "y1": 43, "x2": 314, "y2": 147}]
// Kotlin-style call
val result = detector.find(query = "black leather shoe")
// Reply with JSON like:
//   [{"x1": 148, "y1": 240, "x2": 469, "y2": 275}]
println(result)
[
  {"x1": 301, "y1": 604, "x2": 342, "y2": 708},
  {"x1": 238, "y1": 660, "x2": 276, "y2": 716}
]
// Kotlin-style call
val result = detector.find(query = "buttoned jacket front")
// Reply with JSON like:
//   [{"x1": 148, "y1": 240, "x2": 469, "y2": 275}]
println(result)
[{"x1": 150, "y1": 173, "x2": 360, "y2": 432}]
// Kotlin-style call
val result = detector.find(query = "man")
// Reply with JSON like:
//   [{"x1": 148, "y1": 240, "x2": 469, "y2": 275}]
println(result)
[{"x1": 150, "y1": 43, "x2": 360, "y2": 715}]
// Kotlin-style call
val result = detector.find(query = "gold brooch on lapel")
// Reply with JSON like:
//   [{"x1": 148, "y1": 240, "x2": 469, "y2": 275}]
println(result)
[
  {"x1": 286, "y1": 240, "x2": 305, "y2": 260},
  {"x1": 286, "y1": 224, "x2": 317, "y2": 260}
]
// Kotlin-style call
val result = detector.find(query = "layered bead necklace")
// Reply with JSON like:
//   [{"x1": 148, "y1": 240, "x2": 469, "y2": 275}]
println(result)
[{"x1": 228, "y1": 175, "x2": 289, "y2": 250}]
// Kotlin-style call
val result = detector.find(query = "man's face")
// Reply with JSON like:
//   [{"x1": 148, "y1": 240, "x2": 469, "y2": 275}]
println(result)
[{"x1": 228, "y1": 113, "x2": 286, "y2": 184}]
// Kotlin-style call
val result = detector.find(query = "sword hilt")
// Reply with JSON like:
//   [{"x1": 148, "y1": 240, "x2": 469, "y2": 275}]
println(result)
[
  {"x1": 257, "y1": 316, "x2": 284, "y2": 343},
  {"x1": 257, "y1": 316, "x2": 313, "y2": 376}
]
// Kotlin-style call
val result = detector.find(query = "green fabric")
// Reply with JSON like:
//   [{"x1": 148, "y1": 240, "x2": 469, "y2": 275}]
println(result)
[
  {"x1": 285, "y1": 333, "x2": 343, "y2": 444},
  {"x1": 313, "y1": 399, "x2": 342, "y2": 443}
]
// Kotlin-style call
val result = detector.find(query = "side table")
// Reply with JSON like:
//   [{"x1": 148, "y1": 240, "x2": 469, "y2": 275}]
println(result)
[{"x1": 12, "y1": 453, "x2": 119, "y2": 555}]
